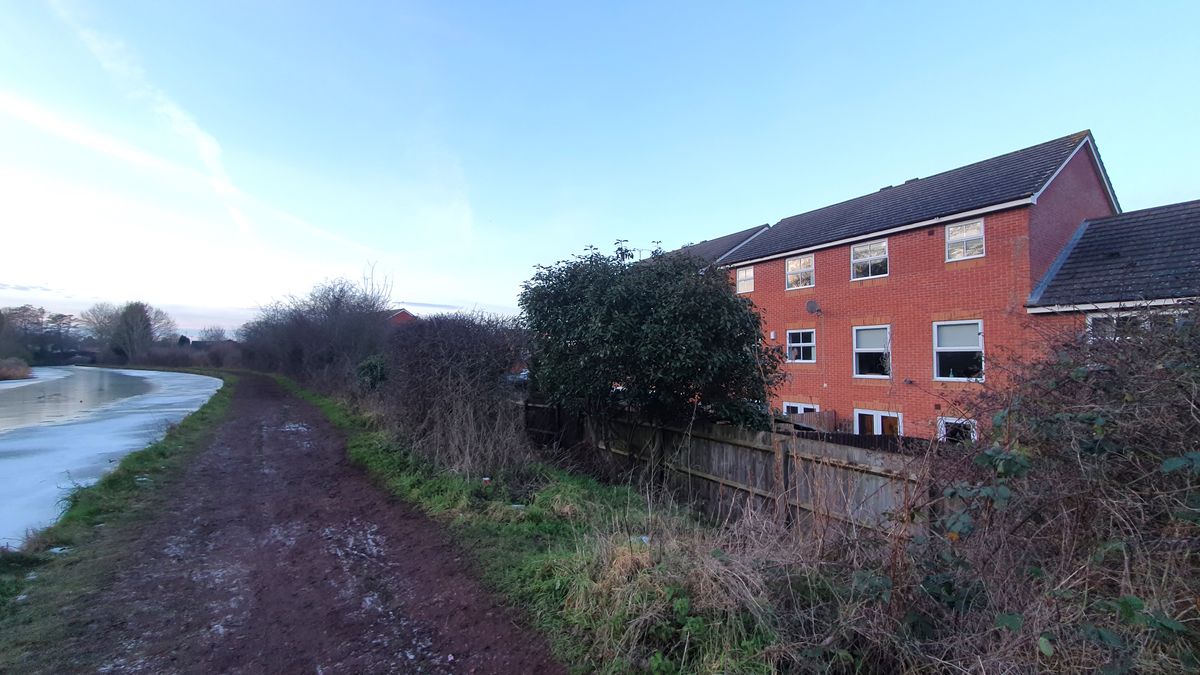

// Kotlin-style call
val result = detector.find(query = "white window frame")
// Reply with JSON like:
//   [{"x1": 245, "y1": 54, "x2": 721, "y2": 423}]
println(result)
[
  {"x1": 853, "y1": 408, "x2": 904, "y2": 435},
  {"x1": 785, "y1": 329, "x2": 816, "y2": 363},
  {"x1": 735, "y1": 266, "x2": 754, "y2": 293},
  {"x1": 783, "y1": 402, "x2": 820, "y2": 415},
  {"x1": 937, "y1": 416, "x2": 978, "y2": 442},
  {"x1": 945, "y1": 219, "x2": 985, "y2": 262},
  {"x1": 784, "y1": 254, "x2": 815, "y2": 289},
  {"x1": 1085, "y1": 310, "x2": 1183, "y2": 342},
  {"x1": 850, "y1": 239, "x2": 889, "y2": 280},
  {"x1": 933, "y1": 320, "x2": 984, "y2": 382},
  {"x1": 852, "y1": 324, "x2": 891, "y2": 379}
]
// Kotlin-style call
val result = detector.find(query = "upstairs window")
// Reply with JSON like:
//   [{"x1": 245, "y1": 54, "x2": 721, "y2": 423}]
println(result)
[
  {"x1": 851, "y1": 240, "x2": 888, "y2": 279},
  {"x1": 786, "y1": 329, "x2": 815, "y2": 363},
  {"x1": 736, "y1": 266, "x2": 754, "y2": 293},
  {"x1": 934, "y1": 320, "x2": 983, "y2": 380},
  {"x1": 853, "y1": 325, "x2": 890, "y2": 377},
  {"x1": 946, "y1": 220, "x2": 985, "y2": 261},
  {"x1": 785, "y1": 254, "x2": 815, "y2": 289}
]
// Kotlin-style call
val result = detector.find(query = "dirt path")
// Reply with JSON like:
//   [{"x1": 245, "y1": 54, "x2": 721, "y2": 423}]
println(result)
[{"x1": 56, "y1": 375, "x2": 563, "y2": 674}]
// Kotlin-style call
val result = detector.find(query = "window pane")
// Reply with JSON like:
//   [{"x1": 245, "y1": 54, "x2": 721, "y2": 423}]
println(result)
[
  {"x1": 856, "y1": 327, "x2": 887, "y2": 349},
  {"x1": 947, "y1": 222, "x2": 982, "y2": 240},
  {"x1": 964, "y1": 238, "x2": 984, "y2": 257},
  {"x1": 786, "y1": 270, "x2": 814, "y2": 288},
  {"x1": 947, "y1": 241, "x2": 967, "y2": 260},
  {"x1": 880, "y1": 415, "x2": 900, "y2": 436},
  {"x1": 785, "y1": 404, "x2": 800, "y2": 415},
  {"x1": 936, "y1": 350, "x2": 983, "y2": 379},
  {"x1": 943, "y1": 421, "x2": 974, "y2": 444},
  {"x1": 788, "y1": 330, "x2": 813, "y2": 346},
  {"x1": 851, "y1": 243, "x2": 868, "y2": 260},
  {"x1": 856, "y1": 352, "x2": 889, "y2": 375},
  {"x1": 786, "y1": 256, "x2": 813, "y2": 273},
  {"x1": 870, "y1": 258, "x2": 888, "y2": 276},
  {"x1": 1090, "y1": 316, "x2": 1115, "y2": 339},
  {"x1": 801, "y1": 345, "x2": 814, "y2": 361},
  {"x1": 936, "y1": 323, "x2": 980, "y2": 348},
  {"x1": 857, "y1": 413, "x2": 876, "y2": 434},
  {"x1": 852, "y1": 261, "x2": 871, "y2": 278}
]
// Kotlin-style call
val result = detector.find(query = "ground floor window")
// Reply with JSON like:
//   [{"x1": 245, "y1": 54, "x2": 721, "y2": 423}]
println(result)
[
  {"x1": 854, "y1": 408, "x2": 902, "y2": 436},
  {"x1": 934, "y1": 320, "x2": 983, "y2": 380},
  {"x1": 937, "y1": 417, "x2": 977, "y2": 444},
  {"x1": 786, "y1": 329, "x2": 815, "y2": 362},
  {"x1": 783, "y1": 402, "x2": 819, "y2": 415},
  {"x1": 853, "y1": 325, "x2": 891, "y2": 377}
]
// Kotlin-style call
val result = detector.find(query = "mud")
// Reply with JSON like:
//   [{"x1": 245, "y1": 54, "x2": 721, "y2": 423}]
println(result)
[{"x1": 56, "y1": 375, "x2": 562, "y2": 674}]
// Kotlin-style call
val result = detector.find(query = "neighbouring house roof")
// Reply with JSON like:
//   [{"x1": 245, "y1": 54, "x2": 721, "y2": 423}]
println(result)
[
  {"x1": 1028, "y1": 199, "x2": 1200, "y2": 308},
  {"x1": 669, "y1": 224, "x2": 770, "y2": 265},
  {"x1": 723, "y1": 130, "x2": 1115, "y2": 265}
]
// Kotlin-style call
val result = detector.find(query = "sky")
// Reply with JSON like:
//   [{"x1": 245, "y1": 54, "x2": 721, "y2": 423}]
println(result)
[{"x1": 1, "y1": 1, "x2": 1197, "y2": 333}]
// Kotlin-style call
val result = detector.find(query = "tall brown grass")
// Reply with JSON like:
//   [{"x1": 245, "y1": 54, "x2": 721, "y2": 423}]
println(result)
[{"x1": 0, "y1": 357, "x2": 31, "y2": 381}]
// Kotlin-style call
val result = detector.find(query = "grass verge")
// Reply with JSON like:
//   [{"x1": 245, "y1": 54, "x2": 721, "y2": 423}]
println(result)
[
  {"x1": 0, "y1": 371, "x2": 236, "y2": 670},
  {"x1": 279, "y1": 376, "x2": 779, "y2": 674}
]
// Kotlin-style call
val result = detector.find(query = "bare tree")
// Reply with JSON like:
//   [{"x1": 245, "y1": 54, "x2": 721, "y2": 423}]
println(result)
[{"x1": 198, "y1": 325, "x2": 227, "y2": 342}]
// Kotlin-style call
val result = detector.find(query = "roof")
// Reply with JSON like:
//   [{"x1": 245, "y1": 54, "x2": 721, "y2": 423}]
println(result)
[
  {"x1": 1029, "y1": 200, "x2": 1200, "y2": 307},
  {"x1": 723, "y1": 131, "x2": 1106, "y2": 265},
  {"x1": 670, "y1": 224, "x2": 770, "y2": 265}
]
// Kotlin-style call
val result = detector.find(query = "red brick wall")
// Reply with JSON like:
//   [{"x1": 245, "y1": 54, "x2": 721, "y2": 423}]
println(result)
[
  {"x1": 733, "y1": 207, "x2": 1081, "y2": 438},
  {"x1": 1028, "y1": 141, "x2": 1117, "y2": 286}
]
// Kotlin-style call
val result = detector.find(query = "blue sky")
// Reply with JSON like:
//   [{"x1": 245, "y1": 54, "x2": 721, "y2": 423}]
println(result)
[{"x1": 1, "y1": 1, "x2": 1197, "y2": 331}]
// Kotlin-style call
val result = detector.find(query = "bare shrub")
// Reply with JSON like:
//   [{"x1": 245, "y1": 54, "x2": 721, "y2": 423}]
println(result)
[
  {"x1": 0, "y1": 357, "x2": 32, "y2": 380},
  {"x1": 238, "y1": 277, "x2": 391, "y2": 388},
  {"x1": 375, "y1": 312, "x2": 531, "y2": 476}
]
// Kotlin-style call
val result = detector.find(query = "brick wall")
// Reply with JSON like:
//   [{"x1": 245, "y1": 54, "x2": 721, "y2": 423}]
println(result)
[
  {"x1": 734, "y1": 207, "x2": 1084, "y2": 439},
  {"x1": 1029, "y1": 141, "x2": 1118, "y2": 285}
]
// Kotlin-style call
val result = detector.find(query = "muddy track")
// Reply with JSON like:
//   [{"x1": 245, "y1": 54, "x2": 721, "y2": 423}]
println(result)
[{"x1": 53, "y1": 375, "x2": 562, "y2": 674}]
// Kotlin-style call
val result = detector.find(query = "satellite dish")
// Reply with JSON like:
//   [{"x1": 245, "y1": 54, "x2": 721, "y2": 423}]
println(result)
[{"x1": 805, "y1": 300, "x2": 821, "y2": 315}]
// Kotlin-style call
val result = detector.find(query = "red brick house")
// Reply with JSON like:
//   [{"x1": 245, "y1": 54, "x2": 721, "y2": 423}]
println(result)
[{"x1": 714, "y1": 131, "x2": 1122, "y2": 439}]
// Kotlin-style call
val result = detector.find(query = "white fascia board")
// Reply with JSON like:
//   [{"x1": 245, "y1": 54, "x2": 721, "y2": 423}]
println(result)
[
  {"x1": 713, "y1": 225, "x2": 771, "y2": 265},
  {"x1": 722, "y1": 198, "x2": 1033, "y2": 268},
  {"x1": 1026, "y1": 297, "x2": 1199, "y2": 314}
]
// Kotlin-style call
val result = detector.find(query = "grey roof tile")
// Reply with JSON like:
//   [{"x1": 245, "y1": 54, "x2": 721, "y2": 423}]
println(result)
[
  {"x1": 1029, "y1": 200, "x2": 1200, "y2": 306},
  {"x1": 671, "y1": 224, "x2": 770, "y2": 265},
  {"x1": 723, "y1": 131, "x2": 1096, "y2": 264}
]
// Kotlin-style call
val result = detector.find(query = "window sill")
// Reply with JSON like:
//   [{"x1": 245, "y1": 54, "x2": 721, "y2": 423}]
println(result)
[
  {"x1": 785, "y1": 361, "x2": 817, "y2": 366},
  {"x1": 853, "y1": 374, "x2": 891, "y2": 380},
  {"x1": 934, "y1": 377, "x2": 984, "y2": 384},
  {"x1": 945, "y1": 254, "x2": 985, "y2": 264},
  {"x1": 850, "y1": 274, "x2": 889, "y2": 282}
]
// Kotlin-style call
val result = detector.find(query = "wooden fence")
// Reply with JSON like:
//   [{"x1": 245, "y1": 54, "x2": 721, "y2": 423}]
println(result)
[{"x1": 523, "y1": 401, "x2": 932, "y2": 533}]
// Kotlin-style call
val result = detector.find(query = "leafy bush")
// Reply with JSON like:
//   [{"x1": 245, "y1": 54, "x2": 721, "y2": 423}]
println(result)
[{"x1": 520, "y1": 244, "x2": 783, "y2": 429}]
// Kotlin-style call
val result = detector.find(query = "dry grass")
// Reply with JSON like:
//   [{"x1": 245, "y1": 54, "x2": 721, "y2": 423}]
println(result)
[{"x1": 0, "y1": 357, "x2": 31, "y2": 381}]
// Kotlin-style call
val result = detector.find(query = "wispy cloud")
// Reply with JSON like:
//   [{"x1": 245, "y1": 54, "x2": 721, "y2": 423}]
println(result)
[
  {"x1": 49, "y1": 0, "x2": 246, "y2": 232},
  {"x1": 0, "y1": 283, "x2": 54, "y2": 293}
]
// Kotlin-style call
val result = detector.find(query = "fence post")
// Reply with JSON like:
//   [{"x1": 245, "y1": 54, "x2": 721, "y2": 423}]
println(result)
[{"x1": 773, "y1": 431, "x2": 788, "y2": 525}]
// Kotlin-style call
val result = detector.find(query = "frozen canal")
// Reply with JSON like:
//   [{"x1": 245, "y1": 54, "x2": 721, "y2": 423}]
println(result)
[{"x1": 0, "y1": 367, "x2": 222, "y2": 547}]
